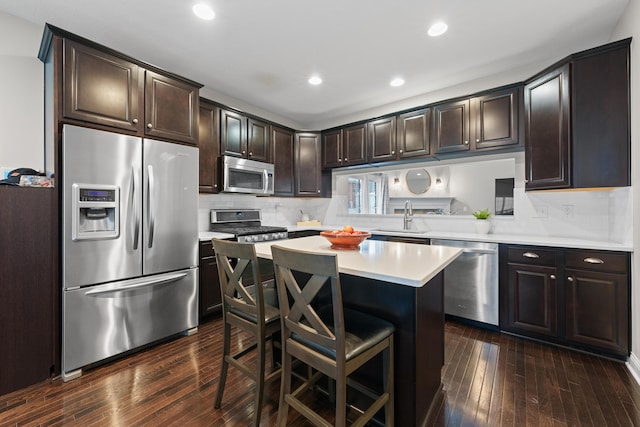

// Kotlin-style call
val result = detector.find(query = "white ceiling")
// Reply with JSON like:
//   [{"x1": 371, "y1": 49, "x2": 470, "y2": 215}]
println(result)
[{"x1": 0, "y1": 0, "x2": 629, "y2": 130}]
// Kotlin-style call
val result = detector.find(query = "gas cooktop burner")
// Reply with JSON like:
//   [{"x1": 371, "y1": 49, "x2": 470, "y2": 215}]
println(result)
[{"x1": 209, "y1": 209, "x2": 288, "y2": 242}]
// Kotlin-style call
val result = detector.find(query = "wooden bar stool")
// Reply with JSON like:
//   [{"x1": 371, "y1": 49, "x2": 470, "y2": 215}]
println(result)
[
  {"x1": 271, "y1": 245, "x2": 395, "y2": 427},
  {"x1": 211, "y1": 238, "x2": 281, "y2": 427}
]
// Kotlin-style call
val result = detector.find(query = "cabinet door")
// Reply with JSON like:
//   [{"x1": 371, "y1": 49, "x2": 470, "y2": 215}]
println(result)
[
  {"x1": 199, "y1": 243, "x2": 222, "y2": 319},
  {"x1": 342, "y1": 124, "x2": 367, "y2": 166},
  {"x1": 198, "y1": 100, "x2": 220, "y2": 193},
  {"x1": 397, "y1": 108, "x2": 430, "y2": 159},
  {"x1": 368, "y1": 117, "x2": 397, "y2": 163},
  {"x1": 322, "y1": 129, "x2": 343, "y2": 169},
  {"x1": 524, "y1": 65, "x2": 570, "y2": 190},
  {"x1": 565, "y1": 269, "x2": 628, "y2": 355},
  {"x1": 220, "y1": 109, "x2": 247, "y2": 157},
  {"x1": 247, "y1": 117, "x2": 270, "y2": 162},
  {"x1": 505, "y1": 263, "x2": 557, "y2": 337},
  {"x1": 432, "y1": 99, "x2": 470, "y2": 154},
  {"x1": 272, "y1": 125, "x2": 295, "y2": 196},
  {"x1": 144, "y1": 70, "x2": 199, "y2": 145},
  {"x1": 473, "y1": 87, "x2": 519, "y2": 150},
  {"x1": 295, "y1": 132, "x2": 322, "y2": 196},
  {"x1": 63, "y1": 40, "x2": 141, "y2": 132},
  {"x1": 571, "y1": 43, "x2": 630, "y2": 188}
]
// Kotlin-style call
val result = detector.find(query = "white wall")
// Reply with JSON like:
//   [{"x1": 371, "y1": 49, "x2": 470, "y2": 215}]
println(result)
[
  {"x1": 0, "y1": 12, "x2": 44, "y2": 176},
  {"x1": 610, "y1": 0, "x2": 640, "y2": 376}
]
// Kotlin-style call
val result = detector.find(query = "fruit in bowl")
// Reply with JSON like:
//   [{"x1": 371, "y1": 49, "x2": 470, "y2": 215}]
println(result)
[{"x1": 320, "y1": 226, "x2": 371, "y2": 250}]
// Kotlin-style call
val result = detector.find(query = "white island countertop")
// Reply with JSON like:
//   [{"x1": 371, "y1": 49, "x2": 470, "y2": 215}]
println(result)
[{"x1": 253, "y1": 235, "x2": 462, "y2": 288}]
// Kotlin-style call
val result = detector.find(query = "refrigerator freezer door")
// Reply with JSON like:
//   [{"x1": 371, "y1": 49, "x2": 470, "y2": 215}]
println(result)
[
  {"x1": 62, "y1": 125, "x2": 142, "y2": 289},
  {"x1": 62, "y1": 268, "x2": 198, "y2": 376},
  {"x1": 143, "y1": 139, "x2": 198, "y2": 275}
]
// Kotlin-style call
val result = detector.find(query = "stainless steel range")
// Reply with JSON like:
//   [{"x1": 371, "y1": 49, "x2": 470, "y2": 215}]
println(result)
[{"x1": 210, "y1": 209, "x2": 288, "y2": 242}]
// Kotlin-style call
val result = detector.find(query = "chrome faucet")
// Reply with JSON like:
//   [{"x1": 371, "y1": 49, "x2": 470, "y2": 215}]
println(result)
[{"x1": 403, "y1": 200, "x2": 413, "y2": 230}]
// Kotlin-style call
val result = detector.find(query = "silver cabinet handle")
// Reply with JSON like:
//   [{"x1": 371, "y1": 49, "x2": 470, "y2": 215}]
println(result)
[
  {"x1": 147, "y1": 123, "x2": 153, "y2": 129},
  {"x1": 476, "y1": 138, "x2": 480, "y2": 142},
  {"x1": 584, "y1": 257, "x2": 604, "y2": 264},
  {"x1": 524, "y1": 179, "x2": 529, "y2": 183},
  {"x1": 464, "y1": 140, "x2": 469, "y2": 145},
  {"x1": 317, "y1": 189, "x2": 320, "y2": 193},
  {"x1": 391, "y1": 150, "x2": 395, "y2": 154},
  {"x1": 242, "y1": 150, "x2": 246, "y2": 154},
  {"x1": 523, "y1": 252, "x2": 539, "y2": 259},
  {"x1": 133, "y1": 118, "x2": 138, "y2": 124},
  {"x1": 344, "y1": 158, "x2": 348, "y2": 161},
  {"x1": 399, "y1": 149, "x2": 403, "y2": 153},
  {"x1": 550, "y1": 274, "x2": 556, "y2": 280},
  {"x1": 567, "y1": 276, "x2": 575, "y2": 282},
  {"x1": 249, "y1": 152, "x2": 253, "y2": 156},
  {"x1": 131, "y1": 166, "x2": 140, "y2": 250},
  {"x1": 147, "y1": 164, "x2": 155, "y2": 248},
  {"x1": 86, "y1": 272, "x2": 187, "y2": 296}
]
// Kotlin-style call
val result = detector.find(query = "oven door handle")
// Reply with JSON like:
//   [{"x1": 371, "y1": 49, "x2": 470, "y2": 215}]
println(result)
[{"x1": 85, "y1": 272, "x2": 187, "y2": 296}]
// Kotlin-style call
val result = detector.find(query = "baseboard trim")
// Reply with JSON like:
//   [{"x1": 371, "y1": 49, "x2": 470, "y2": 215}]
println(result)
[{"x1": 626, "y1": 352, "x2": 640, "y2": 386}]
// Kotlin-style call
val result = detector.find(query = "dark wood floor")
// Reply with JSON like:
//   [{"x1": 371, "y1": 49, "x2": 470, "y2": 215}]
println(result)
[{"x1": 2, "y1": 318, "x2": 640, "y2": 426}]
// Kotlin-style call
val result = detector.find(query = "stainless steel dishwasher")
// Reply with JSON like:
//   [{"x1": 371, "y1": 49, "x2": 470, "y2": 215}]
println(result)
[{"x1": 431, "y1": 239, "x2": 499, "y2": 326}]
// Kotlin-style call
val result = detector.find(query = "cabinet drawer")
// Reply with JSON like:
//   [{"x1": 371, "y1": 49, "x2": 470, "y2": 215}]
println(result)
[
  {"x1": 507, "y1": 246, "x2": 556, "y2": 265},
  {"x1": 565, "y1": 250, "x2": 627, "y2": 273},
  {"x1": 199, "y1": 241, "x2": 215, "y2": 258}
]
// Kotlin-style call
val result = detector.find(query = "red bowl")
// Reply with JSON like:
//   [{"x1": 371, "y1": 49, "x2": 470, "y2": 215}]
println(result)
[{"x1": 320, "y1": 230, "x2": 371, "y2": 250}]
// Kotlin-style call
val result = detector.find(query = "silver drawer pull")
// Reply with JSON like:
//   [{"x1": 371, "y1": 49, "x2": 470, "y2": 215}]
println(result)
[
  {"x1": 550, "y1": 274, "x2": 556, "y2": 280},
  {"x1": 584, "y1": 257, "x2": 604, "y2": 264},
  {"x1": 523, "y1": 252, "x2": 539, "y2": 259}
]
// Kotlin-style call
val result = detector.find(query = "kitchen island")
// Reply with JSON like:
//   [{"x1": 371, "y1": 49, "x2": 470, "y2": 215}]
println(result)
[{"x1": 254, "y1": 236, "x2": 462, "y2": 426}]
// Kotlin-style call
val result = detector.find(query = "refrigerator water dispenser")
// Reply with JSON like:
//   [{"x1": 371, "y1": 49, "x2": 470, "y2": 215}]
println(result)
[{"x1": 72, "y1": 184, "x2": 119, "y2": 240}]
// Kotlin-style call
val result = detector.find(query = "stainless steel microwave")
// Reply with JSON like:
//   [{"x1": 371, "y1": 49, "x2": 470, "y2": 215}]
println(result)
[{"x1": 222, "y1": 155, "x2": 274, "y2": 195}]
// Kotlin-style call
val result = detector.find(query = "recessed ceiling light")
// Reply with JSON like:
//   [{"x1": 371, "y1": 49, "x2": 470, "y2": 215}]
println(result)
[
  {"x1": 390, "y1": 78, "x2": 405, "y2": 87},
  {"x1": 308, "y1": 75, "x2": 322, "y2": 85},
  {"x1": 428, "y1": 22, "x2": 448, "y2": 37},
  {"x1": 193, "y1": 3, "x2": 215, "y2": 20}
]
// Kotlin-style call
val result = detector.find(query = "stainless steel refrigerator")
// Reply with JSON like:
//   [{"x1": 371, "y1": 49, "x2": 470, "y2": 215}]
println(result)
[{"x1": 61, "y1": 124, "x2": 199, "y2": 381}]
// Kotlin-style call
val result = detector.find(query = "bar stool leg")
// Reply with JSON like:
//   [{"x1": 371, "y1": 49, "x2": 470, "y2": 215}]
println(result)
[
  {"x1": 384, "y1": 336, "x2": 395, "y2": 426},
  {"x1": 276, "y1": 351, "x2": 292, "y2": 426},
  {"x1": 253, "y1": 334, "x2": 266, "y2": 426},
  {"x1": 336, "y1": 378, "x2": 347, "y2": 427},
  {"x1": 214, "y1": 322, "x2": 231, "y2": 408}
]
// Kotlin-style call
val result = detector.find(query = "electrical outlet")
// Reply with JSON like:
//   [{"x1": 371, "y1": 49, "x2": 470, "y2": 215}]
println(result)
[
  {"x1": 534, "y1": 205, "x2": 548, "y2": 218},
  {"x1": 561, "y1": 204, "x2": 574, "y2": 218}
]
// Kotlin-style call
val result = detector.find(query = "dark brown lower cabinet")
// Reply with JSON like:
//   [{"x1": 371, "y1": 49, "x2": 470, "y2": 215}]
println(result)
[
  {"x1": 0, "y1": 187, "x2": 57, "y2": 395},
  {"x1": 199, "y1": 241, "x2": 222, "y2": 319},
  {"x1": 506, "y1": 263, "x2": 557, "y2": 337},
  {"x1": 500, "y1": 245, "x2": 629, "y2": 358}
]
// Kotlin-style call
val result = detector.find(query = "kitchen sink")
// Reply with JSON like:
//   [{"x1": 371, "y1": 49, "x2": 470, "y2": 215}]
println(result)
[{"x1": 372, "y1": 229, "x2": 429, "y2": 234}]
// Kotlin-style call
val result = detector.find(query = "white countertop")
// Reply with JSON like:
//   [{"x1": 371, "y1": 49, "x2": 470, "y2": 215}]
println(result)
[
  {"x1": 253, "y1": 235, "x2": 462, "y2": 288},
  {"x1": 285, "y1": 225, "x2": 633, "y2": 252},
  {"x1": 199, "y1": 231, "x2": 235, "y2": 241}
]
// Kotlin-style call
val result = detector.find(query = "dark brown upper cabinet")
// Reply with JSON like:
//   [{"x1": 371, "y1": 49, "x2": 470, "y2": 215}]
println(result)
[
  {"x1": 247, "y1": 118, "x2": 271, "y2": 162},
  {"x1": 368, "y1": 116, "x2": 397, "y2": 163},
  {"x1": 198, "y1": 99, "x2": 220, "y2": 193},
  {"x1": 524, "y1": 65, "x2": 571, "y2": 190},
  {"x1": 472, "y1": 87, "x2": 520, "y2": 150},
  {"x1": 144, "y1": 70, "x2": 199, "y2": 145},
  {"x1": 62, "y1": 38, "x2": 200, "y2": 145},
  {"x1": 432, "y1": 99, "x2": 471, "y2": 154},
  {"x1": 220, "y1": 109, "x2": 247, "y2": 158},
  {"x1": 525, "y1": 39, "x2": 630, "y2": 190},
  {"x1": 220, "y1": 109, "x2": 270, "y2": 162},
  {"x1": 295, "y1": 132, "x2": 323, "y2": 196},
  {"x1": 432, "y1": 86, "x2": 521, "y2": 156},
  {"x1": 322, "y1": 125, "x2": 367, "y2": 169},
  {"x1": 396, "y1": 108, "x2": 431, "y2": 159},
  {"x1": 272, "y1": 125, "x2": 295, "y2": 196},
  {"x1": 63, "y1": 40, "x2": 141, "y2": 133}
]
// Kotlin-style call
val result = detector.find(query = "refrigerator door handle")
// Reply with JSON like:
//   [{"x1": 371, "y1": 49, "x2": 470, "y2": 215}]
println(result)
[
  {"x1": 85, "y1": 272, "x2": 188, "y2": 296},
  {"x1": 147, "y1": 164, "x2": 155, "y2": 248},
  {"x1": 131, "y1": 166, "x2": 141, "y2": 250}
]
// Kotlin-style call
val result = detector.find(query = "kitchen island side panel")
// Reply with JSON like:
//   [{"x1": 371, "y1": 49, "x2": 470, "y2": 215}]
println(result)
[{"x1": 338, "y1": 271, "x2": 444, "y2": 426}]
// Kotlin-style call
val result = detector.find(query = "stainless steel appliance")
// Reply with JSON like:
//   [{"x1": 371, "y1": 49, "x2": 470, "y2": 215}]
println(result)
[
  {"x1": 209, "y1": 209, "x2": 288, "y2": 242},
  {"x1": 61, "y1": 124, "x2": 199, "y2": 381},
  {"x1": 221, "y1": 155, "x2": 274, "y2": 195},
  {"x1": 431, "y1": 239, "x2": 499, "y2": 326}
]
